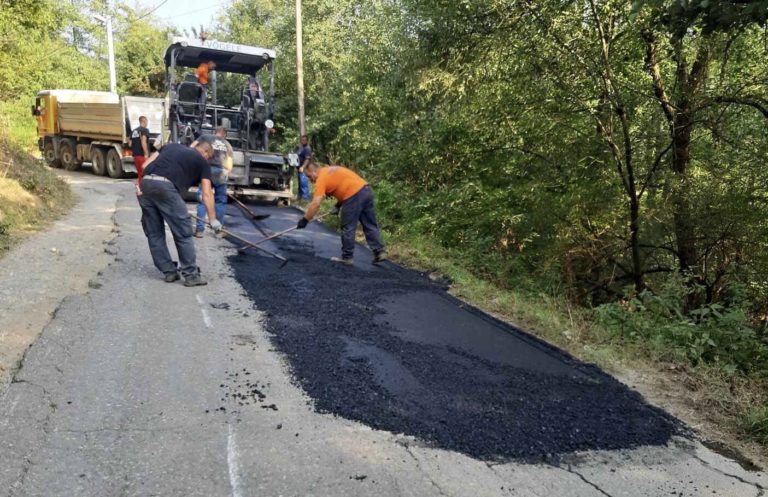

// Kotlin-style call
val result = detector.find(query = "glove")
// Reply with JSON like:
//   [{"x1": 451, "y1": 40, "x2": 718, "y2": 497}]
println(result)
[
  {"x1": 330, "y1": 204, "x2": 341, "y2": 216},
  {"x1": 297, "y1": 217, "x2": 309, "y2": 229},
  {"x1": 210, "y1": 219, "x2": 223, "y2": 233}
]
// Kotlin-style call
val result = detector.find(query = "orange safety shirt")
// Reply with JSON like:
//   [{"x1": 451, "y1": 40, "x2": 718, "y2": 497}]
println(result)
[
  {"x1": 195, "y1": 63, "x2": 209, "y2": 85},
  {"x1": 313, "y1": 166, "x2": 368, "y2": 203}
]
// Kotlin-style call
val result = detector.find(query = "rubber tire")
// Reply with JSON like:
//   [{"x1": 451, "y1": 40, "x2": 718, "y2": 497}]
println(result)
[
  {"x1": 60, "y1": 141, "x2": 80, "y2": 171},
  {"x1": 43, "y1": 141, "x2": 61, "y2": 168},
  {"x1": 106, "y1": 148, "x2": 124, "y2": 179},
  {"x1": 90, "y1": 147, "x2": 108, "y2": 176}
]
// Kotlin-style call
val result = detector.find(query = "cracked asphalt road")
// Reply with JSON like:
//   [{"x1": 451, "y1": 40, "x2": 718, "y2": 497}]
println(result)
[{"x1": 0, "y1": 171, "x2": 766, "y2": 496}]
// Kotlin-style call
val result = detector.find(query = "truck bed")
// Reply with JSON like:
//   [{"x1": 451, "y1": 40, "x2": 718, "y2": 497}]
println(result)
[{"x1": 58, "y1": 102, "x2": 124, "y2": 142}]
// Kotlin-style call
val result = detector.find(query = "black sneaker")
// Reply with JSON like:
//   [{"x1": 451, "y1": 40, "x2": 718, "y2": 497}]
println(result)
[
  {"x1": 373, "y1": 250, "x2": 387, "y2": 264},
  {"x1": 164, "y1": 272, "x2": 180, "y2": 283},
  {"x1": 184, "y1": 274, "x2": 208, "y2": 287},
  {"x1": 330, "y1": 256, "x2": 353, "y2": 265}
]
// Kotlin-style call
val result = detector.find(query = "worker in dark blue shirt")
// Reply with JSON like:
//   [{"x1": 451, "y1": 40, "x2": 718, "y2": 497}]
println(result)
[
  {"x1": 139, "y1": 142, "x2": 222, "y2": 286},
  {"x1": 296, "y1": 135, "x2": 311, "y2": 201}
]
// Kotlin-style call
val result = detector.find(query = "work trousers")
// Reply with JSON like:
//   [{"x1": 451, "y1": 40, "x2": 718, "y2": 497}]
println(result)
[
  {"x1": 196, "y1": 167, "x2": 228, "y2": 231},
  {"x1": 138, "y1": 179, "x2": 199, "y2": 278},
  {"x1": 297, "y1": 170, "x2": 310, "y2": 200},
  {"x1": 340, "y1": 185, "x2": 384, "y2": 260},
  {"x1": 134, "y1": 155, "x2": 146, "y2": 183}
]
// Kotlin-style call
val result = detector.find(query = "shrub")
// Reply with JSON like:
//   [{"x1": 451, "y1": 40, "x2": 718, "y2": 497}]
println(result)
[{"x1": 596, "y1": 277, "x2": 768, "y2": 374}]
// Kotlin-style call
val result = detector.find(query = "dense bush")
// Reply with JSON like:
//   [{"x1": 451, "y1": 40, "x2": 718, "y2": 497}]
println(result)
[{"x1": 596, "y1": 277, "x2": 768, "y2": 373}]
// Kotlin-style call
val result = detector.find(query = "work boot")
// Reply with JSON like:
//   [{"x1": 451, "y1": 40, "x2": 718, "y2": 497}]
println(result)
[
  {"x1": 193, "y1": 230, "x2": 204, "y2": 238},
  {"x1": 330, "y1": 256, "x2": 353, "y2": 266},
  {"x1": 373, "y1": 250, "x2": 387, "y2": 264},
  {"x1": 184, "y1": 273, "x2": 208, "y2": 287},
  {"x1": 164, "y1": 271, "x2": 180, "y2": 283}
]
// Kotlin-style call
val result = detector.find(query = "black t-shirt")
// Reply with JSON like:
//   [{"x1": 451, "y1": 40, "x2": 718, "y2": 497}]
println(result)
[
  {"x1": 131, "y1": 126, "x2": 150, "y2": 156},
  {"x1": 144, "y1": 144, "x2": 211, "y2": 193}
]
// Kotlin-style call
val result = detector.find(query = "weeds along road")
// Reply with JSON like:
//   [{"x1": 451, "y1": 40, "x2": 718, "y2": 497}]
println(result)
[{"x1": 0, "y1": 169, "x2": 766, "y2": 496}]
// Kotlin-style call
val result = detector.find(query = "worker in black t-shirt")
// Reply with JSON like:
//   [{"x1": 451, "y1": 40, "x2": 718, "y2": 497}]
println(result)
[
  {"x1": 139, "y1": 142, "x2": 222, "y2": 286},
  {"x1": 131, "y1": 116, "x2": 150, "y2": 184}
]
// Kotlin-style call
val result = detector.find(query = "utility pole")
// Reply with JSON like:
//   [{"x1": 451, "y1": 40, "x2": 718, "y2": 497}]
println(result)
[
  {"x1": 295, "y1": 0, "x2": 306, "y2": 136},
  {"x1": 93, "y1": 13, "x2": 117, "y2": 93},
  {"x1": 106, "y1": 15, "x2": 116, "y2": 93}
]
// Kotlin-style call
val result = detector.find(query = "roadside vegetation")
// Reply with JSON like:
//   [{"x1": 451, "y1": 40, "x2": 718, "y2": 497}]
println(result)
[
  {"x1": 0, "y1": 103, "x2": 73, "y2": 255},
  {"x1": 3, "y1": 0, "x2": 768, "y2": 462}
]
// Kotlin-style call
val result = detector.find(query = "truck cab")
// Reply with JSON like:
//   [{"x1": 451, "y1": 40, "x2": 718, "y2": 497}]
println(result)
[{"x1": 164, "y1": 37, "x2": 292, "y2": 203}]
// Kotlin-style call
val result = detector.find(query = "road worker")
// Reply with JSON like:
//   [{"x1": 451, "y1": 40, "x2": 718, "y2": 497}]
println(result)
[
  {"x1": 138, "y1": 142, "x2": 221, "y2": 286},
  {"x1": 298, "y1": 162, "x2": 386, "y2": 265},
  {"x1": 295, "y1": 135, "x2": 311, "y2": 202},
  {"x1": 194, "y1": 126, "x2": 233, "y2": 237},
  {"x1": 130, "y1": 116, "x2": 150, "y2": 185},
  {"x1": 195, "y1": 60, "x2": 216, "y2": 110}
]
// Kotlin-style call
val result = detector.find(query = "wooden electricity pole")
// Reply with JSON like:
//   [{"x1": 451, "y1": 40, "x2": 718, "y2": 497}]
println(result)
[{"x1": 296, "y1": 0, "x2": 306, "y2": 136}]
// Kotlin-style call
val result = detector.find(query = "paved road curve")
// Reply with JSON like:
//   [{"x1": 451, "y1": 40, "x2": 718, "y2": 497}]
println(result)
[{"x1": 0, "y1": 173, "x2": 766, "y2": 496}]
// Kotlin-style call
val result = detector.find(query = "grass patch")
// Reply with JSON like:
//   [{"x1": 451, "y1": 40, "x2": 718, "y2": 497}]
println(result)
[
  {"x1": 0, "y1": 109, "x2": 73, "y2": 256},
  {"x1": 744, "y1": 405, "x2": 768, "y2": 445}
]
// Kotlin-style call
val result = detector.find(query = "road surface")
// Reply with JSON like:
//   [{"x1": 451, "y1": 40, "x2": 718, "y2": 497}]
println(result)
[{"x1": 0, "y1": 172, "x2": 765, "y2": 496}]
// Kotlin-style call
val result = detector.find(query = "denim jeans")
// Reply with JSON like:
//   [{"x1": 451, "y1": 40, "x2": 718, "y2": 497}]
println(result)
[
  {"x1": 340, "y1": 185, "x2": 384, "y2": 259},
  {"x1": 196, "y1": 167, "x2": 228, "y2": 231},
  {"x1": 297, "y1": 170, "x2": 310, "y2": 200},
  {"x1": 139, "y1": 179, "x2": 198, "y2": 277}
]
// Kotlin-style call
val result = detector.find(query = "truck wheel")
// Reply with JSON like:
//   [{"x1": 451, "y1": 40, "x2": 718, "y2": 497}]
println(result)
[
  {"x1": 60, "y1": 141, "x2": 80, "y2": 171},
  {"x1": 91, "y1": 147, "x2": 108, "y2": 176},
  {"x1": 106, "y1": 149, "x2": 125, "y2": 179},
  {"x1": 43, "y1": 141, "x2": 61, "y2": 168}
]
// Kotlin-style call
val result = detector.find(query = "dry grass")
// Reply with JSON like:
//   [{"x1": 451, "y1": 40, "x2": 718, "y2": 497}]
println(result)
[{"x1": 0, "y1": 113, "x2": 73, "y2": 255}]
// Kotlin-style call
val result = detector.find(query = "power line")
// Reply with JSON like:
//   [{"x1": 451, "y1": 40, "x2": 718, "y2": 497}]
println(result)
[{"x1": 135, "y1": 0, "x2": 170, "y2": 23}]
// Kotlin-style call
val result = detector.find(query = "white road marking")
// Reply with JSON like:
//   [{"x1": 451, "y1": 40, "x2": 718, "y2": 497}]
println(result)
[
  {"x1": 227, "y1": 423, "x2": 243, "y2": 497},
  {"x1": 201, "y1": 308, "x2": 212, "y2": 328},
  {"x1": 196, "y1": 294, "x2": 212, "y2": 328}
]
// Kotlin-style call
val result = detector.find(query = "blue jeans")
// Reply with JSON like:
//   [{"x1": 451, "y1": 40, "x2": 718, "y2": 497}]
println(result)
[
  {"x1": 297, "y1": 171, "x2": 310, "y2": 200},
  {"x1": 196, "y1": 168, "x2": 228, "y2": 231},
  {"x1": 139, "y1": 179, "x2": 198, "y2": 277},
  {"x1": 340, "y1": 185, "x2": 384, "y2": 259}
]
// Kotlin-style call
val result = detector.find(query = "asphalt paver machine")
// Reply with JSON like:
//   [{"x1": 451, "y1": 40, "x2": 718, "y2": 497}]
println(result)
[{"x1": 164, "y1": 37, "x2": 292, "y2": 203}]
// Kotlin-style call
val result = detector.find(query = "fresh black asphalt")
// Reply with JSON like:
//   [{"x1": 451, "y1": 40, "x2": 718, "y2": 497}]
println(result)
[{"x1": 224, "y1": 203, "x2": 681, "y2": 462}]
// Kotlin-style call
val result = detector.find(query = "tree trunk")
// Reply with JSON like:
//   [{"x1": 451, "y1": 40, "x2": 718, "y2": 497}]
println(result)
[{"x1": 670, "y1": 110, "x2": 697, "y2": 275}]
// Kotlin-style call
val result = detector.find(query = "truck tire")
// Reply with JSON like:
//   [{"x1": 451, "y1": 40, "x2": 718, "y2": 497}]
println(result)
[
  {"x1": 106, "y1": 149, "x2": 124, "y2": 179},
  {"x1": 60, "y1": 140, "x2": 80, "y2": 171},
  {"x1": 91, "y1": 147, "x2": 108, "y2": 176},
  {"x1": 44, "y1": 141, "x2": 61, "y2": 168}
]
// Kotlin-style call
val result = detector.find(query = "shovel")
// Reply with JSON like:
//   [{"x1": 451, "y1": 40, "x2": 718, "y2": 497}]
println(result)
[
  {"x1": 243, "y1": 211, "x2": 331, "y2": 248},
  {"x1": 228, "y1": 194, "x2": 271, "y2": 221},
  {"x1": 191, "y1": 215, "x2": 289, "y2": 268}
]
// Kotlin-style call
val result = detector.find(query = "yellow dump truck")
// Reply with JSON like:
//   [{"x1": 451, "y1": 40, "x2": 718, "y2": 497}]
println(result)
[{"x1": 33, "y1": 90, "x2": 165, "y2": 178}]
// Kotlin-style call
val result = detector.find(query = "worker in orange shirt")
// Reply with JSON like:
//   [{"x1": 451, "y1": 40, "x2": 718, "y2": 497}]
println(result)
[
  {"x1": 299, "y1": 162, "x2": 386, "y2": 265},
  {"x1": 195, "y1": 60, "x2": 216, "y2": 110}
]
